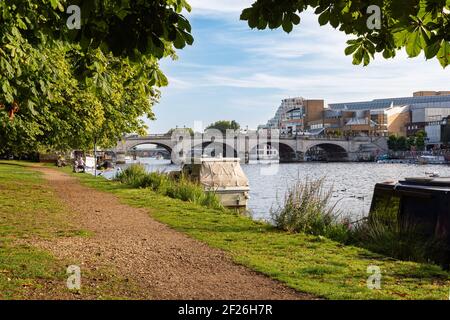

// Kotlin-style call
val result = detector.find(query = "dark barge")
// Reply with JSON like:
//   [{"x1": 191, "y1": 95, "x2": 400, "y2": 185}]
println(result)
[{"x1": 370, "y1": 177, "x2": 450, "y2": 267}]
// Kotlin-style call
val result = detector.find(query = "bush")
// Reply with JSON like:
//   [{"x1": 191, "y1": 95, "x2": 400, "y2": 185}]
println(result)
[
  {"x1": 271, "y1": 176, "x2": 446, "y2": 264},
  {"x1": 140, "y1": 171, "x2": 171, "y2": 194},
  {"x1": 116, "y1": 165, "x2": 223, "y2": 211},
  {"x1": 116, "y1": 164, "x2": 147, "y2": 187},
  {"x1": 166, "y1": 175, "x2": 223, "y2": 210},
  {"x1": 201, "y1": 191, "x2": 224, "y2": 210},
  {"x1": 271, "y1": 177, "x2": 350, "y2": 241}
]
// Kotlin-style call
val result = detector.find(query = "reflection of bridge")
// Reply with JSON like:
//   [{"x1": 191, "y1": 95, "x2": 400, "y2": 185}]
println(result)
[{"x1": 113, "y1": 133, "x2": 388, "y2": 163}]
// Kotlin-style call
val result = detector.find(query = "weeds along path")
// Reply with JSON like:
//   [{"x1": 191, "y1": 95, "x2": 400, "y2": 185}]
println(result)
[{"x1": 31, "y1": 166, "x2": 313, "y2": 300}]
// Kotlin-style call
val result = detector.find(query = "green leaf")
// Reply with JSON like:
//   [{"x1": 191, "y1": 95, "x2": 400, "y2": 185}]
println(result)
[
  {"x1": 16, "y1": 18, "x2": 27, "y2": 30},
  {"x1": 363, "y1": 51, "x2": 371, "y2": 66},
  {"x1": 352, "y1": 47, "x2": 364, "y2": 65},
  {"x1": 329, "y1": 14, "x2": 339, "y2": 28},
  {"x1": 437, "y1": 41, "x2": 450, "y2": 68},
  {"x1": 424, "y1": 40, "x2": 441, "y2": 59},
  {"x1": 49, "y1": 0, "x2": 59, "y2": 10},
  {"x1": 405, "y1": 31, "x2": 422, "y2": 57},
  {"x1": 240, "y1": 8, "x2": 252, "y2": 20},
  {"x1": 382, "y1": 49, "x2": 395, "y2": 59},
  {"x1": 240, "y1": 0, "x2": 450, "y2": 68},
  {"x1": 345, "y1": 43, "x2": 359, "y2": 56},
  {"x1": 282, "y1": 18, "x2": 293, "y2": 33},
  {"x1": 291, "y1": 13, "x2": 301, "y2": 25},
  {"x1": 318, "y1": 10, "x2": 330, "y2": 26},
  {"x1": 283, "y1": 20, "x2": 294, "y2": 33}
]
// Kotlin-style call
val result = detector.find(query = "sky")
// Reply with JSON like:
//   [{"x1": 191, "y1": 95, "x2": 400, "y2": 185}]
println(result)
[{"x1": 146, "y1": 0, "x2": 450, "y2": 134}]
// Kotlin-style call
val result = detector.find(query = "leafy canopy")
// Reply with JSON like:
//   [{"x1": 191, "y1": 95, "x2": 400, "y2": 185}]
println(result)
[
  {"x1": 241, "y1": 0, "x2": 450, "y2": 67},
  {"x1": 206, "y1": 120, "x2": 241, "y2": 134},
  {"x1": 388, "y1": 130, "x2": 427, "y2": 151},
  {"x1": 0, "y1": 0, "x2": 193, "y2": 155}
]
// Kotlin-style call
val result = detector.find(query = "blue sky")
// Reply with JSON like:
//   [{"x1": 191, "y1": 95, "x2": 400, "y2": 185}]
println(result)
[{"x1": 146, "y1": 0, "x2": 450, "y2": 133}]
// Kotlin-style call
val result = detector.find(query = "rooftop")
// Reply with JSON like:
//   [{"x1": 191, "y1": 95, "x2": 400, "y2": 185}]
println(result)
[{"x1": 329, "y1": 95, "x2": 450, "y2": 111}]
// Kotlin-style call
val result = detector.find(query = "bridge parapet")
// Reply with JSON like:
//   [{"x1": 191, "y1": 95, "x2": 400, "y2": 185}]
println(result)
[{"x1": 111, "y1": 134, "x2": 387, "y2": 163}]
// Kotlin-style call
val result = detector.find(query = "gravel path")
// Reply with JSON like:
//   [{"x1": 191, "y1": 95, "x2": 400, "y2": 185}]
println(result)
[{"x1": 29, "y1": 167, "x2": 314, "y2": 300}]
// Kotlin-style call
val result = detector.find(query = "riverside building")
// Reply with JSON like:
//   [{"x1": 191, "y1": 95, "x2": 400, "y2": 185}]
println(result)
[{"x1": 261, "y1": 92, "x2": 450, "y2": 145}]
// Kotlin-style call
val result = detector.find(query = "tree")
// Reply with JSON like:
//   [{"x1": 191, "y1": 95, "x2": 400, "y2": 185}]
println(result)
[
  {"x1": 388, "y1": 131, "x2": 428, "y2": 152},
  {"x1": 206, "y1": 121, "x2": 241, "y2": 134},
  {"x1": 407, "y1": 136, "x2": 417, "y2": 150},
  {"x1": 388, "y1": 135, "x2": 399, "y2": 151},
  {"x1": 241, "y1": 0, "x2": 450, "y2": 67},
  {"x1": 167, "y1": 127, "x2": 195, "y2": 136},
  {"x1": 397, "y1": 136, "x2": 408, "y2": 151},
  {"x1": 415, "y1": 130, "x2": 427, "y2": 151},
  {"x1": 0, "y1": 0, "x2": 194, "y2": 154}
]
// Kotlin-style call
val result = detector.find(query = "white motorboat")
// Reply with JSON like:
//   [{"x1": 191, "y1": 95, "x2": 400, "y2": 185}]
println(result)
[
  {"x1": 418, "y1": 155, "x2": 447, "y2": 165},
  {"x1": 182, "y1": 158, "x2": 250, "y2": 212}
]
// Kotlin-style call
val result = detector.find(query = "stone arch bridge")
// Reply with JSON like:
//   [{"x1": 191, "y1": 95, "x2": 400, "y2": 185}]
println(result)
[{"x1": 113, "y1": 133, "x2": 388, "y2": 163}]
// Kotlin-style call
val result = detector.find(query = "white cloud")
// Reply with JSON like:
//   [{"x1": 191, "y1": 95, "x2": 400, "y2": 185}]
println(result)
[
  {"x1": 153, "y1": 5, "x2": 450, "y2": 132},
  {"x1": 171, "y1": 9, "x2": 450, "y2": 102},
  {"x1": 201, "y1": 54, "x2": 450, "y2": 102}
]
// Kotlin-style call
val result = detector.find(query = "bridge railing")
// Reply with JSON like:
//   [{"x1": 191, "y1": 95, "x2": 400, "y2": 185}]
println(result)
[
  {"x1": 279, "y1": 134, "x2": 386, "y2": 142},
  {"x1": 280, "y1": 134, "x2": 351, "y2": 141},
  {"x1": 126, "y1": 134, "x2": 172, "y2": 140},
  {"x1": 124, "y1": 133, "x2": 384, "y2": 143}
]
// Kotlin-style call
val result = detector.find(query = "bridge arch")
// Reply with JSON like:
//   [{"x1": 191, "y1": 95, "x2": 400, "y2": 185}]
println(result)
[
  {"x1": 305, "y1": 143, "x2": 349, "y2": 162},
  {"x1": 192, "y1": 141, "x2": 238, "y2": 158},
  {"x1": 249, "y1": 142, "x2": 301, "y2": 163},
  {"x1": 127, "y1": 142, "x2": 173, "y2": 155}
]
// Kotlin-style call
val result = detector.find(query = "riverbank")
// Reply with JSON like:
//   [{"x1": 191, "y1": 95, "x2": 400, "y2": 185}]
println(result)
[
  {"x1": 60, "y1": 164, "x2": 450, "y2": 299},
  {"x1": 118, "y1": 160, "x2": 450, "y2": 220},
  {"x1": 0, "y1": 161, "x2": 143, "y2": 299},
  {"x1": 0, "y1": 161, "x2": 308, "y2": 300},
  {"x1": 2, "y1": 161, "x2": 450, "y2": 299}
]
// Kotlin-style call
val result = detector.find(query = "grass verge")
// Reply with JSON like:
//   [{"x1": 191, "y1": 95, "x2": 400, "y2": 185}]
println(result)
[
  {"x1": 0, "y1": 161, "x2": 142, "y2": 299},
  {"x1": 62, "y1": 165, "x2": 450, "y2": 300}
]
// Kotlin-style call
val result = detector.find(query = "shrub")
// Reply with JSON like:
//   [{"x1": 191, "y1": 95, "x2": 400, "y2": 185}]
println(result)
[
  {"x1": 166, "y1": 175, "x2": 203, "y2": 201},
  {"x1": 271, "y1": 177, "x2": 349, "y2": 241},
  {"x1": 116, "y1": 164, "x2": 147, "y2": 187},
  {"x1": 116, "y1": 165, "x2": 223, "y2": 211},
  {"x1": 140, "y1": 171, "x2": 171, "y2": 194},
  {"x1": 271, "y1": 177, "x2": 446, "y2": 264},
  {"x1": 166, "y1": 175, "x2": 224, "y2": 210},
  {"x1": 200, "y1": 190, "x2": 224, "y2": 210}
]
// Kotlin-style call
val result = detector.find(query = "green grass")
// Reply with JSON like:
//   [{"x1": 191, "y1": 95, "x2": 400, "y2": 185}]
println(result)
[
  {"x1": 0, "y1": 161, "x2": 71, "y2": 298},
  {"x1": 65, "y1": 166, "x2": 450, "y2": 300},
  {"x1": 0, "y1": 161, "x2": 140, "y2": 299}
]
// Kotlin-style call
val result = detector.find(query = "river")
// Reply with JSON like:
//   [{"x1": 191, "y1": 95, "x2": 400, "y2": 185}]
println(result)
[
  {"x1": 109, "y1": 159, "x2": 450, "y2": 222},
  {"x1": 242, "y1": 163, "x2": 450, "y2": 221}
]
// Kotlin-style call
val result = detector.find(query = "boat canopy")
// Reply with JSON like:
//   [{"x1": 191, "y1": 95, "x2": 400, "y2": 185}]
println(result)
[{"x1": 184, "y1": 158, "x2": 249, "y2": 190}]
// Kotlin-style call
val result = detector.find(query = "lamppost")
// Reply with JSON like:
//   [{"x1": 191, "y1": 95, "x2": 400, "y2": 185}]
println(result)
[{"x1": 94, "y1": 137, "x2": 97, "y2": 178}]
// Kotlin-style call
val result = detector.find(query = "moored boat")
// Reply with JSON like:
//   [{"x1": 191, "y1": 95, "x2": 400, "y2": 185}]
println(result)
[
  {"x1": 369, "y1": 177, "x2": 450, "y2": 267},
  {"x1": 418, "y1": 155, "x2": 447, "y2": 165},
  {"x1": 182, "y1": 158, "x2": 250, "y2": 212}
]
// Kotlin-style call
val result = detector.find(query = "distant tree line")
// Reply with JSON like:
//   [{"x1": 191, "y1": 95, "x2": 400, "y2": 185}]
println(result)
[
  {"x1": 165, "y1": 121, "x2": 241, "y2": 137},
  {"x1": 206, "y1": 121, "x2": 240, "y2": 134},
  {"x1": 166, "y1": 127, "x2": 195, "y2": 136},
  {"x1": 388, "y1": 130, "x2": 427, "y2": 151}
]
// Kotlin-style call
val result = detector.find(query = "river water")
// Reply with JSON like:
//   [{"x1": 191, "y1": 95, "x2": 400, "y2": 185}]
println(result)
[
  {"x1": 112, "y1": 159, "x2": 450, "y2": 222},
  {"x1": 242, "y1": 163, "x2": 450, "y2": 221}
]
